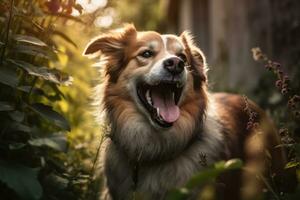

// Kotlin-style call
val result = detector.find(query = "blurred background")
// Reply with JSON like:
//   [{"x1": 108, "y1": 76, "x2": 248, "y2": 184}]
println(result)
[
  {"x1": 0, "y1": 0, "x2": 299, "y2": 199},
  {"x1": 72, "y1": 0, "x2": 300, "y2": 100}
]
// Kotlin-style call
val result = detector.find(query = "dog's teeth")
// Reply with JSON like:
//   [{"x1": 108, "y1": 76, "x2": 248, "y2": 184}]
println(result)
[
  {"x1": 146, "y1": 90, "x2": 152, "y2": 105},
  {"x1": 172, "y1": 92, "x2": 175, "y2": 100},
  {"x1": 156, "y1": 108, "x2": 160, "y2": 116},
  {"x1": 159, "y1": 115, "x2": 164, "y2": 121},
  {"x1": 176, "y1": 83, "x2": 180, "y2": 88}
]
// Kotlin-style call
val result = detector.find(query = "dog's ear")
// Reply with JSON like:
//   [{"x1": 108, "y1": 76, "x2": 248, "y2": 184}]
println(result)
[
  {"x1": 180, "y1": 31, "x2": 207, "y2": 89},
  {"x1": 83, "y1": 24, "x2": 137, "y2": 56},
  {"x1": 83, "y1": 24, "x2": 137, "y2": 82}
]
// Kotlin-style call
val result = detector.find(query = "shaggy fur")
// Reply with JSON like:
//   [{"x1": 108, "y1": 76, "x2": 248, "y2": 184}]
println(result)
[{"x1": 84, "y1": 24, "x2": 287, "y2": 200}]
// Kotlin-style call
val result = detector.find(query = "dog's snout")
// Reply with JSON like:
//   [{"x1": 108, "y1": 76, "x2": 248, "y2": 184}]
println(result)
[{"x1": 163, "y1": 57, "x2": 185, "y2": 75}]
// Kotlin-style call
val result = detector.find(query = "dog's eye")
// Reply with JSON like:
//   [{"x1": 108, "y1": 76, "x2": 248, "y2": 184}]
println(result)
[
  {"x1": 139, "y1": 50, "x2": 154, "y2": 58},
  {"x1": 177, "y1": 53, "x2": 187, "y2": 62}
]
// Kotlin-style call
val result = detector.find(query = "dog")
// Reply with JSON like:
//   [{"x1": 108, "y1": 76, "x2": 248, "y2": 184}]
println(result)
[{"x1": 83, "y1": 24, "x2": 287, "y2": 200}]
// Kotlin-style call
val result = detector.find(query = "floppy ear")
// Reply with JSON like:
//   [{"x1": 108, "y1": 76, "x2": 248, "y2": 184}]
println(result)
[
  {"x1": 83, "y1": 24, "x2": 137, "y2": 82},
  {"x1": 83, "y1": 24, "x2": 137, "y2": 56},
  {"x1": 180, "y1": 31, "x2": 207, "y2": 89}
]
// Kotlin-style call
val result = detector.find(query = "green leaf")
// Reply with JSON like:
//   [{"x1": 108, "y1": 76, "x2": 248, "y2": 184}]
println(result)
[
  {"x1": 188, "y1": 159, "x2": 243, "y2": 188},
  {"x1": 29, "y1": 134, "x2": 68, "y2": 152},
  {"x1": 167, "y1": 159, "x2": 243, "y2": 199},
  {"x1": 8, "y1": 59, "x2": 73, "y2": 86},
  {"x1": 275, "y1": 143, "x2": 293, "y2": 148},
  {"x1": 8, "y1": 122, "x2": 31, "y2": 133},
  {"x1": 29, "y1": 103, "x2": 70, "y2": 131},
  {"x1": 12, "y1": 44, "x2": 57, "y2": 60},
  {"x1": 214, "y1": 160, "x2": 226, "y2": 170},
  {"x1": 9, "y1": 143, "x2": 26, "y2": 150},
  {"x1": 0, "y1": 101, "x2": 14, "y2": 111},
  {"x1": 13, "y1": 34, "x2": 47, "y2": 47},
  {"x1": 224, "y1": 159, "x2": 243, "y2": 170},
  {"x1": 9, "y1": 110, "x2": 25, "y2": 122},
  {"x1": 13, "y1": 46, "x2": 50, "y2": 60},
  {"x1": 44, "y1": 173, "x2": 69, "y2": 191},
  {"x1": 285, "y1": 161, "x2": 300, "y2": 169},
  {"x1": 0, "y1": 160, "x2": 43, "y2": 200},
  {"x1": 0, "y1": 67, "x2": 19, "y2": 88},
  {"x1": 166, "y1": 188, "x2": 189, "y2": 200},
  {"x1": 185, "y1": 168, "x2": 221, "y2": 189}
]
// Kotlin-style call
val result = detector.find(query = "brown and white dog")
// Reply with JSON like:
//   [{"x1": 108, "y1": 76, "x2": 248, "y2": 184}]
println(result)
[{"x1": 84, "y1": 24, "x2": 287, "y2": 200}]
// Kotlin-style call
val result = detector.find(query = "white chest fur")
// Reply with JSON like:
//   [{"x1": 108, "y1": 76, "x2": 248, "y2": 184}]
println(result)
[{"x1": 101, "y1": 103, "x2": 224, "y2": 200}]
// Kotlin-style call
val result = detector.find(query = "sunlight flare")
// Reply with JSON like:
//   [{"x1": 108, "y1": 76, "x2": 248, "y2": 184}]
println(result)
[{"x1": 77, "y1": 0, "x2": 107, "y2": 13}]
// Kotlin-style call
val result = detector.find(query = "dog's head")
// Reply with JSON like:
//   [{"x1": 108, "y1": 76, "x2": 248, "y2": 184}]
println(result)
[{"x1": 84, "y1": 24, "x2": 208, "y2": 160}]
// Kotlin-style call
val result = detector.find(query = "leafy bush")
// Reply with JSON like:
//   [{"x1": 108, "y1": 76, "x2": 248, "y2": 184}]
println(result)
[{"x1": 0, "y1": 0, "x2": 94, "y2": 199}]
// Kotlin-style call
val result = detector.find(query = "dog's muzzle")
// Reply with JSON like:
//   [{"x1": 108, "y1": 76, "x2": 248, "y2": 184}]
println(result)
[{"x1": 136, "y1": 56, "x2": 187, "y2": 128}]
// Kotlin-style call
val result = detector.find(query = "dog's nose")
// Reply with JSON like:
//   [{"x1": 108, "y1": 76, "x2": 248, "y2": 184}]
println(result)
[{"x1": 163, "y1": 57, "x2": 185, "y2": 75}]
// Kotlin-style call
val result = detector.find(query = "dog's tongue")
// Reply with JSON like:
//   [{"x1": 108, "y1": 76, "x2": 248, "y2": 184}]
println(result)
[{"x1": 151, "y1": 90, "x2": 180, "y2": 123}]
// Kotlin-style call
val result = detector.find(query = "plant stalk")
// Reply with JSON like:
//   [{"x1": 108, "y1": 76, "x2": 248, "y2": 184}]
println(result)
[
  {"x1": 0, "y1": 0, "x2": 14, "y2": 65},
  {"x1": 86, "y1": 128, "x2": 106, "y2": 199}
]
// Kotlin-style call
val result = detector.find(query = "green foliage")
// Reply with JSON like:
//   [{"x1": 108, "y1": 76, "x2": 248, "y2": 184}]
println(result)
[
  {"x1": 30, "y1": 103, "x2": 71, "y2": 131},
  {"x1": 0, "y1": 0, "x2": 94, "y2": 199},
  {"x1": 0, "y1": 161, "x2": 42, "y2": 200},
  {"x1": 251, "y1": 48, "x2": 300, "y2": 199},
  {"x1": 167, "y1": 159, "x2": 243, "y2": 200},
  {"x1": 28, "y1": 134, "x2": 67, "y2": 152}
]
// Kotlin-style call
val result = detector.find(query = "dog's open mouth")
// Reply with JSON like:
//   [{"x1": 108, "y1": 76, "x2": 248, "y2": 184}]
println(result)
[{"x1": 137, "y1": 81, "x2": 184, "y2": 128}]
